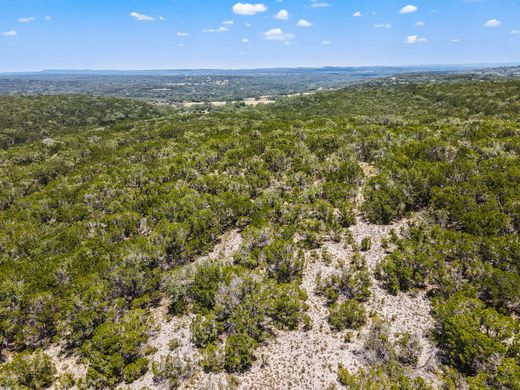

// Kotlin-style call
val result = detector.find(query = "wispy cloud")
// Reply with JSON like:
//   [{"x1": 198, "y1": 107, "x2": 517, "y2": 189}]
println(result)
[
  {"x1": 373, "y1": 24, "x2": 392, "y2": 29},
  {"x1": 321, "y1": 40, "x2": 331, "y2": 45},
  {"x1": 203, "y1": 26, "x2": 229, "y2": 33},
  {"x1": 232, "y1": 3, "x2": 267, "y2": 15},
  {"x1": 130, "y1": 12, "x2": 154, "y2": 21},
  {"x1": 177, "y1": 32, "x2": 190, "y2": 36},
  {"x1": 353, "y1": 11, "x2": 362, "y2": 17},
  {"x1": 415, "y1": 21, "x2": 425, "y2": 27},
  {"x1": 263, "y1": 28, "x2": 294, "y2": 41},
  {"x1": 405, "y1": 35, "x2": 426, "y2": 44},
  {"x1": 18, "y1": 17, "x2": 35, "y2": 23},
  {"x1": 511, "y1": 30, "x2": 520, "y2": 35},
  {"x1": 1, "y1": 30, "x2": 17, "y2": 36},
  {"x1": 310, "y1": 1, "x2": 331, "y2": 9}
]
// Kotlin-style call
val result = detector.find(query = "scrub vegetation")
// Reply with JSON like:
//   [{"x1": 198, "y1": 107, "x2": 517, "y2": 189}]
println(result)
[{"x1": 0, "y1": 78, "x2": 518, "y2": 389}]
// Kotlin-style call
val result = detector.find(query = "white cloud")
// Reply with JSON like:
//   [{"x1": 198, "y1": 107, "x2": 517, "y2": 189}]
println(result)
[
  {"x1": 405, "y1": 35, "x2": 426, "y2": 43},
  {"x1": 353, "y1": 11, "x2": 362, "y2": 17},
  {"x1": 1, "y1": 30, "x2": 17, "y2": 36},
  {"x1": 263, "y1": 28, "x2": 294, "y2": 41},
  {"x1": 511, "y1": 30, "x2": 520, "y2": 34},
  {"x1": 232, "y1": 3, "x2": 267, "y2": 15},
  {"x1": 242, "y1": 38, "x2": 250, "y2": 43},
  {"x1": 44, "y1": 16, "x2": 52, "y2": 21},
  {"x1": 18, "y1": 17, "x2": 34, "y2": 23},
  {"x1": 414, "y1": 21, "x2": 425, "y2": 27},
  {"x1": 130, "y1": 12, "x2": 154, "y2": 21},
  {"x1": 297, "y1": 19, "x2": 313, "y2": 27},
  {"x1": 321, "y1": 40, "x2": 331, "y2": 45},
  {"x1": 400, "y1": 5, "x2": 418, "y2": 14},
  {"x1": 177, "y1": 32, "x2": 190, "y2": 36},
  {"x1": 223, "y1": 20, "x2": 235, "y2": 25},
  {"x1": 159, "y1": 16, "x2": 166, "y2": 21},
  {"x1": 483, "y1": 19, "x2": 501, "y2": 27},
  {"x1": 275, "y1": 9, "x2": 289, "y2": 20},
  {"x1": 451, "y1": 38, "x2": 461, "y2": 42},
  {"x1": 311, "y1": 1, "x2": 330, "y2": 8},
  {"x1": 373, "y1": 23, "x2": 392, "y2": 29},
  {"x1": 203, "y1": 26, "x2": 229, "y2": 33},
  {"x1": 245, "y1": 22, "x2": 253, "y2": 27}
]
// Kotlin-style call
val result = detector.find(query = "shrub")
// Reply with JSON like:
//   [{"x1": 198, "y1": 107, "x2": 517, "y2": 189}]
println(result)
[
  {"x1": 190, "y1": 313, "x2": 220, "y2": 348},
  {"x1": 123, "y1": 358, "x2": 149, "y2": 383},
  {"x1": 224, "y1": 334, "x2": 258, "y2": 373},
  {"x1": 0, "y1": 349, "x2": 56, "y2": 389},
  {"x1": 360, "y1": 237, "x2": 372, "y2": 252},
  {"x1": 328, "y1": 300, "x2": 366, "y2": 331},
  {"x1": 395, "y1": 332, "x2": 422, "y2": 367},
  {"x1": 151, "y1": 353, "x2": 193, "y2": 388}
]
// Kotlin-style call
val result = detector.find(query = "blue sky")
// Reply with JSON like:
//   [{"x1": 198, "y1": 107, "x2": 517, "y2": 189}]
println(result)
[{"x1": 0, "y1": 0, "x2": 519, "y2": 71}]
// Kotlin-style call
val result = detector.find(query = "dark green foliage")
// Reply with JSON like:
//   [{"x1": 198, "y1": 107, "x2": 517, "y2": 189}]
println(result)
[
  {"x1": 224, "y1": 334, "x2": 258, "y2": 373},
  {"x1": 81, "y1": 309, "x2": 150, "y2": 388},
  {"x1": 360, "y1": 237, "x2": 372, "y2": 252},
  {"x1": 328, "y1": 300, "x2": 366, "y2": 331},
  {"x1": 0, "y1": 79, "x2": 518, "y2": 388},
  {"x1": 433, "y1": 294, "x2": 518, "y2": 376},
  {"x1": 0, "y1": 350, "x2": 56, "y2": 389},
  {"x1": 337, "y1": 362, "x2": 432, "y2": 390}
]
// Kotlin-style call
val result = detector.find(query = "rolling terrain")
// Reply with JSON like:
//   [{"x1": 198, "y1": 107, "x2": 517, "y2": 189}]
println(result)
[{"x1": 0, "y1": 78, "x2": 519, "y2": 389}]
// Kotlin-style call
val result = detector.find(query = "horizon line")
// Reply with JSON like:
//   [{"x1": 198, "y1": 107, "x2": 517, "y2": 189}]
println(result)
[{"x1": 1, "y1": 62, "x2": 519, "y2": 75}]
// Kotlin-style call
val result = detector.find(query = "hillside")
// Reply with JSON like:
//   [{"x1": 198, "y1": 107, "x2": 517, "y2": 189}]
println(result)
[{"x1": 0, "y1": 79, "x2": 519, "y2": 389}]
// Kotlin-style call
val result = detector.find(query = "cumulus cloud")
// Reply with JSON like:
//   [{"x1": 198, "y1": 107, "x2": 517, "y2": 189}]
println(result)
[
  {"x1": 177, "y1": 32, "x2": 190, "y2": 36},
  {"x1": 232, "y1": 3, "x2": 267, "y2": 15},
  {"x1": 400, "y1": 5, "x2": 418, "y2": 14},
  {"x1": 415, "y1": 21, "x2": 425, "y2": 27},
  {"x1": 483, "y1": 19, "x2": 501, "y2": 27},
  {"x1": 242, "y1": 38, "x2": 250, "y2": 43},
  {"x1": 353, "y1": 11, "x2": 362, "y2": 17},
  {"x1": 373, "y1": 23, "x2": 392, "y2": 29},
  {"x1": 405, "y1": 35, "x2": 426, "y2": 43},
  {"x1": 18, "y1": 17, "x2": 35, "y2": 23},
  {"x1": 296, "y1": 19, "x2": 313, "y2": 27},
  {"x1": 223, "y1": 20, "x2": 235, "y2": 25},
  {"x1": 275, "y1": 9, "x2": 289, "y2": 20},
  {"x1": 263, "y1": 28, "x2": 294, "y2": 41},
  {"x1": 1, "y1": 30, "x2": 17, "y2": 36},
  {"x1": 130, "y1": 12, "x2": 154, "y2": 21}
]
